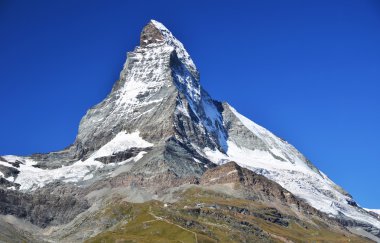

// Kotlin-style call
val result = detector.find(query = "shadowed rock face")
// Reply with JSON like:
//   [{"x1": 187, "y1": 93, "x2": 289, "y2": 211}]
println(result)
[
  {"x1": 0, "y1": 178, "x2": 19, "y2": 190},
  {"x1": 0, "y1": 187, "x2": 89, "y2": 228},
  {"x1": 95, "y1": 147, "x2": 150, "y2": 164},
  {"x1": 140, "y1": 22, "x2": 165, "y2": 47},
  {"x1": 0, "y1": 165, "x2": 19, "y2": 178}
]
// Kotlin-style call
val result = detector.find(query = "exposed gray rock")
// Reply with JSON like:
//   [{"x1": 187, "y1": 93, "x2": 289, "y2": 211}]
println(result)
[
  {"x1": 0, "y1": 178, "x2": 19, "y2": 190},
  {"x1": 95, "y1": 147, "x2": 151, "y2": 164},
  {"x1": 30, "y1": 146, "x2": 79, "y2": 169},
  {"x1": 0, "y1": 217, "x2": 44, "y2": 243},
  {"x1": 0, "y1": 187, "x2": 89, "y2": 228},
  {"x1": 0, "y1": 165, "x2": 19, "y2": 178}
]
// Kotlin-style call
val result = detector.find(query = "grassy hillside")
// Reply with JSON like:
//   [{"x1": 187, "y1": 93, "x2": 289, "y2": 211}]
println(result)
[{"x1": 85, "y1": 187, "x2": 370, "y2": 243}]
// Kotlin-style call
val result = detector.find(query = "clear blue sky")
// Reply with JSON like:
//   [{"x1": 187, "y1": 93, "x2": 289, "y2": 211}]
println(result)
[{"x1": 0, "y1": 0, "x2": 379, "y2": 208}]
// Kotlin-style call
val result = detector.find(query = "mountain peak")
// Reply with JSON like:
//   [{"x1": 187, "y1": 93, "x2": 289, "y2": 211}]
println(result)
[
  {"x1": 140, "y1": 19, "x2": 178, "y2": 48},
  {"x1": 139, "y1": 20, "x2": 199, "y2": 80},
  {"x1": 140, "y1": 20, "x2": 168, "y2": 47}
]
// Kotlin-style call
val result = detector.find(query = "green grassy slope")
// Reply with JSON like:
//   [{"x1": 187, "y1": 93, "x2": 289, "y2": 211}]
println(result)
[{"x1": 85, "y1": 187, "x2": 371, "y2": 243}]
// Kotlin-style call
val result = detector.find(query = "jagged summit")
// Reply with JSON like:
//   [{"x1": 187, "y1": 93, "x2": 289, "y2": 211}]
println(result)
[
  {"x1": 70, "y1": 19, "x2": 226, "y2": 163},
  {"x1": 140, "y1": 20, "x2": 168, "y2": 47},
  {"x1": 139, "y1": 20, "x2": 199, "y2": 80}
]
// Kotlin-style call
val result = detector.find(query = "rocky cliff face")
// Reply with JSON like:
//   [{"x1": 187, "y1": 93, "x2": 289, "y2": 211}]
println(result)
[{"x1": 0, "y1": 20, "x2": 379, "y2": 242}]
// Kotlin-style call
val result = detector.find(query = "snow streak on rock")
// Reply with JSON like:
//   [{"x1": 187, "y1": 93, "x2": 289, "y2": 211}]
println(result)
[
  {"x1": 1, "y1": 131, "x2": 152, "y2": 191},
  {"x1": 202, "y1": 104, "x2": 380, "y2": 229}
]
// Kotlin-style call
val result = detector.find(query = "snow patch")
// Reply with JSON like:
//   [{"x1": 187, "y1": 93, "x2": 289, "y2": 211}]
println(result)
[
  {"x1": 83, "y1": 173, "x2": 94, "y2": 181},
  {"x1": 227, "y1": 170, "x2": 238, "y2": 176},
  {"x1": 133, "y1": 151, "x2": 147, "y2": 162},
  {"x1": 0, "y1": 161, "x2": 14, "y2": 168},
  {"x1": 202, "y1": 105, "x2": 380, "y2": 229},
  {"x1": 90, "y1": 131, "x2": 152, "y2": 159},
  {"x1": 7, "y1": 131, "x2": 152, "y2": 191}
]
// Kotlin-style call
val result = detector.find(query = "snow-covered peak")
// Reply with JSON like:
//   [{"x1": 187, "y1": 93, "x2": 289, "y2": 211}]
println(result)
[
  {"x1": 75, "y1": 20, "x2": 202, "y2": 157},
  {"x1": 140, "y1": 20, "x2": 199, "y2": 80},
  {"x1": 149, "y1": 19, "x2": 172, "y2": 35}
]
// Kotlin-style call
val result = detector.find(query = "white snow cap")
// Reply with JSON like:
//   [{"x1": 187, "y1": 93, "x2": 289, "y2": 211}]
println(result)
[
  {"x1": 141, "y1": 19, "x2": 199, "y2": 80},
  {"x1": 150, "y1": 19, "x2": 171, "y2": 34}
]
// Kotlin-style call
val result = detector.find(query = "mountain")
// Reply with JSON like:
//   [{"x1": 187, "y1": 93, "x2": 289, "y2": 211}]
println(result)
[{"x1": 0, "y1": 20, "x2": 379, "y2": 242}]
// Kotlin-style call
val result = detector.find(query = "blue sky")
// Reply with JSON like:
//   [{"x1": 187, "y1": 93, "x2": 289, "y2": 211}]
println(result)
[{"x1": 0, "y1": 0, "x2": 379, "y2": 208}]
